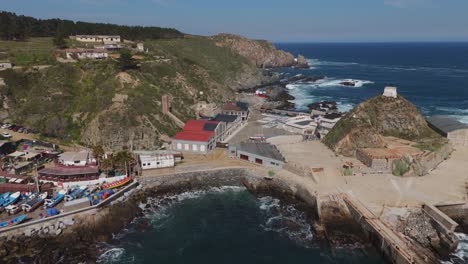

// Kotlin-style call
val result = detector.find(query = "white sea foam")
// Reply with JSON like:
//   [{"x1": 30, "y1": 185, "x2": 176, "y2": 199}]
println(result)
[
  {"x1": 308, "y1": 58, "x2": 359, "y2": 67},
  {"x1": 97, "y1": 248, "x2": 125, "y2": 263},
  {"x1": 258, "y1": 196, "x2": 314, "y2": 247},
  {"x1": 443, "y1": 232, "x2": 468, "y2": 263}
]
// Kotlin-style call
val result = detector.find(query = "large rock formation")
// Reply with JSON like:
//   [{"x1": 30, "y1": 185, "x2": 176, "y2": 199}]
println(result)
[
  {"x1": 323, "y1": 94, "x2": 437, "y2": 156},
  {"x1": 212, "y1": 34, "x2": 296, "y2": 68}
]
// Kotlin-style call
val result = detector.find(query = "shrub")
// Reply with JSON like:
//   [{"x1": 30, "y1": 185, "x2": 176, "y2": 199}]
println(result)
[{"x1": 392, "y1": 157, "x2": 411, "y2": 176}]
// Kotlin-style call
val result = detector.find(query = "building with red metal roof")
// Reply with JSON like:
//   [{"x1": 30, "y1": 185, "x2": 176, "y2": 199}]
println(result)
[{"x1": 171, "y1": 119, "x2": 227, "y2": 154}]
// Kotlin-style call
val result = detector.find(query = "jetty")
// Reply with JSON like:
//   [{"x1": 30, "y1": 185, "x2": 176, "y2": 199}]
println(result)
[{"x1": 342, "y1": 194, "x2": 439, "y2": 264}]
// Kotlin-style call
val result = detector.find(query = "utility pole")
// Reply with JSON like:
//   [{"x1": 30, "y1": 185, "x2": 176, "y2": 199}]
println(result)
[{"x1": 34, "y1": 164, "x2": 39, "y2": 193}]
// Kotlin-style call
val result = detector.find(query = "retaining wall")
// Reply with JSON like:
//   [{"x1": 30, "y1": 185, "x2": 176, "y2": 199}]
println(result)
[{"x1": 423, "y1": 204, "x2": 458, "y2": 233}]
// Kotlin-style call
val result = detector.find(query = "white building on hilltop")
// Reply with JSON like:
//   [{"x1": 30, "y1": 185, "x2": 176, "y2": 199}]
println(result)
[
  {"x1": 383, "y1": 86, "x2": 398, "y2": 98},
  {"x1": 74, "y1": 35, "x2": 121, "y2": 44}
]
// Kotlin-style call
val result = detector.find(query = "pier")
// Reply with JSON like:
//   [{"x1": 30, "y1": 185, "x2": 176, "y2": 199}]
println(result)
[{"x1": 342, "y1": 194, "x2": 439, "y2": 264}]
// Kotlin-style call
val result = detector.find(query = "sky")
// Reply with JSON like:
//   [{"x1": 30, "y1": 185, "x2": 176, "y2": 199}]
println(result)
[{"x1": 1, "y1": 0, "x2": 468, "y2": 42}]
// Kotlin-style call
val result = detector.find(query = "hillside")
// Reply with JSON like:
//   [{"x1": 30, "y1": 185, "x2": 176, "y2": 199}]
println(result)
[
  {"x1": 212, "y1": 34, "x2": 296, "y2": 68},
  {"x1": 0, "y1": 36, "x2": 273, "y2": 150},
  {"x1": 323, "y1": 94, "x2": 439, "y2": 156}
]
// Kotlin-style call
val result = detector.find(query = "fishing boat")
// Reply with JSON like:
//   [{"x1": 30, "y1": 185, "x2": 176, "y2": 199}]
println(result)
[
  {"x1": 0, "y1": 215, "x2": 27, "y2": 229},
  {"x1": 44, "y1": 190, "x2": 66, "y2": 208},
  {"x1": 5, "y1": 193, "x2": 35, "y2": 215},
  {"x1": 101, "y1": 177, "x2": 132, "y2": 190},
  {"x1": 0, "y1": 192, "x2": 11, "y2": 205},
  {"x1": 22, "y1": 193, "x2": 47, "y2": 212},
  {"x1": 0, "y1": 192, "x2": 21, "y2": 210},
  {"x1": 65, "y1": 186, "x2": 87, "y2": 202}
]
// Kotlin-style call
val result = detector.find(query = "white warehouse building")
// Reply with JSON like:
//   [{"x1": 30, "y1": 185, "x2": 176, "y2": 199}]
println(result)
[{"x1": 139, "y1": 154, "x2": 175, "y2": 170}]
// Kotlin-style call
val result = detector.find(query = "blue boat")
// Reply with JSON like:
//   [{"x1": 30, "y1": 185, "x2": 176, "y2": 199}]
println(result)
[
  {"x1": 5, "y1": 193, "x2": 35, "y2": 215},
  {"x1": 22, "y1": 193, "x2": 47, "y2": 212},
  {"x1": 0, "y1": 192, "x2": 20, "y2": 209},
  {"x1": 44, "y1": 190, "x2": 66, "y2": 208},
  {"x1": 0, "y1": 215, "x2": 27, "y2": 229},
  {"x1": 0, "y1": 192, "x2": 11, "y2": 205},
  {"x1": 65, "y1": 186, "x2": 87, "y2": 202}
]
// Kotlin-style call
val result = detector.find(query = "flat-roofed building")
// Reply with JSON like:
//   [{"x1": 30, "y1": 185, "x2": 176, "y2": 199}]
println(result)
[
  {"x1": 74, "y1": 35, "x2": 121, "y2": 44},
  {"x1": 213, "y1": 114, "x2": 241, "y2": 139},
  {"x1": 283, "y1": 116, "x2": 318, "y2": 135},
  {"x1": 427, "y1": 115, "x2": 468, "y2": 146},
  {"x1": 229, "y1": 143, "x2": 285, "y2": 168},
  {"x1": 58, "y1": 151, "x2": 95, "y2": 166},
  {"x1": 139, "y1": 154, "x2": 175, "y2": 170},
  {"x1": 65, "y1": 49, "x2": 108, "y2": 60},
  {"x1": 318, "y1": 113, "x2": 342, "y2": 137},
  {"x1": 222, "y1": 102, "x2": 249, "y2": 121}
]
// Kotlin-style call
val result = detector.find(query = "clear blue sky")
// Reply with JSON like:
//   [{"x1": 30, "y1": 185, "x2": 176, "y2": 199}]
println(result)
[{"x1": 1, "y1": 0, "x2": 467, "y2": 42}]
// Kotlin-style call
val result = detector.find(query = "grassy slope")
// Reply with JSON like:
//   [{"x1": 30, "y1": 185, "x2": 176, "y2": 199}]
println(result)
[
  {"x1": 0, "y1": 37, "x2": 259, "y2": 149},
  {"x1": 0, "y1": 38, "x2": 56, "y2": 66}
]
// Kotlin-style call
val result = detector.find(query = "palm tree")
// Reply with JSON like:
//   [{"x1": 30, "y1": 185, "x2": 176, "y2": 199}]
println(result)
[
  {"x1": 112, "y1": 151, "x2": 136, "y2": 176},
  {"x1": 99, "y1": 158, "x2": 113, "y2": 176},
  {"x1": 91, "y1": 145, "x2": 105, "y2": 166}
]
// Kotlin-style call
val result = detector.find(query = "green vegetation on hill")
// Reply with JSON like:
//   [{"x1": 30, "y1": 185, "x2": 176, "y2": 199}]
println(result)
[
  {"x1": 0, "y1": 37, "x2": 55, "y2": 66},
  {"x1": 323, "y1": 94, "x2": 440, "y2": 156},
  {"x1": 0, "y1": 37, "x2": 262, "y2": 150}
]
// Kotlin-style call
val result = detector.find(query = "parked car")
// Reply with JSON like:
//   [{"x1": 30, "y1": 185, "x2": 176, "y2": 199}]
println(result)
[
  {"x1": 17, "y1": 128, "x2": 24, "y2": 133},
  {"x1": 11, "y1": 126, "x2": 20, "y2": 132},
  {"x1": 1, "y1": 132, "x2": 12, "y2": 138},
  {"x1": 1, "y1": 124, "x2": 11, "y2": 129}
]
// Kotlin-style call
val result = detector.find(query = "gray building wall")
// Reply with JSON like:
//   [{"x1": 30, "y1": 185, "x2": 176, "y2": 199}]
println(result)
[
  {"x1": 172, "y1": 138, "x2": 215, "y2": 154},
  {"x1": 229, "y1": 147, "x2": 284, "y2": 168}
]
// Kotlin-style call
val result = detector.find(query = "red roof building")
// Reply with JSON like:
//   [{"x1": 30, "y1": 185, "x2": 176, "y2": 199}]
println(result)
[{"x1": 171, "y1": 119, "x2": 226, "y2": 154}]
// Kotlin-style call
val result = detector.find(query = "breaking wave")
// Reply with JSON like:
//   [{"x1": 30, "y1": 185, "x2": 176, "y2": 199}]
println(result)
[
  {"x1": 443, "y1": 232, "x2": 468, "y2": 263},
  {"x1": 258, "y1": 196, "x2": 315, "y2": 248},
  {"x1": 286, "y1": 78, "x2": 373, "y2": 89},
  {"x1": 97, "y1": 248, "x2": 126, "y2": 263},
  {"x1": 435, "y1": 107, "x2": 468, "y2": 124}
]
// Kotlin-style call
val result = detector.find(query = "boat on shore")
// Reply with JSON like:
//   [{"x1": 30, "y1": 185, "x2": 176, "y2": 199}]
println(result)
[
  {"x1": 22, "y1": 193, "x2": 47, "y2": 212},
  {"x1": 44, "y1": 190, "x2": 66, "y2": 209},
  {"x1": 0, "y1": 215, "x2": 27, "y2": 229},
  {"x1": 64, "y1": 186, "x2": 87, "y2": 202},
  {"x1": 0, "y1": 192, "x2": 11, "y2": 205},
  {"x1": 0, "y1": 192, "x2": 21, "y2": 211},
  {"x1": 101, "y1": 177, "x2": 131, "y2": 190},
  {"x1": 5, "y1": 193, "x2": 34, "y2": 215}
]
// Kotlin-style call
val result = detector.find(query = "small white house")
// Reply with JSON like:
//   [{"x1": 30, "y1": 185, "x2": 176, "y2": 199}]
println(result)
[
  {"x1": 74, "y1": 35, "x2": 121, "y2": 44},
  {"x1": 139, "y1": 154, "x2": 175, "y2": 170},
  {"x1": 0, "y1": 62, "x2": 13, "y2": 70},
  {"x1": 58, "y1": 151, "x2": 95, "y2": 166},
  {"x1": 383, "y1": 86, "x2": 398, "y2": 98},
  {"x1": 65, "y1": 49, "x2": 108, "y2": 60},
  {"x1": 136, "y1": 43, "x2": 145, "y2": 52}
]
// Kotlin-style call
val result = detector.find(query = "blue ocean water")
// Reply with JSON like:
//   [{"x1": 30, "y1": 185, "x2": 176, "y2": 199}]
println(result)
[
  {"x1": 97, "y1": 188, "x2": 386, "y2": 264},
  {"x1": 275, "y1": 43, "x2": 468, "y2": 123}
]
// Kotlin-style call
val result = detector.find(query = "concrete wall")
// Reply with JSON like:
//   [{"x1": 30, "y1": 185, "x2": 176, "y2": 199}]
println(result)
[
  {"x1": 172, "y1": 139, "x2": 214, "y2": 154},
  {"x1": 233, "y1": 149, "x2": 284, "y2": 168},
  {"x1": 423, "y1": 204, "x2": 458, "y2": 233},
  {"x1": 448, "y1": 129, "x2": 468, "y2": 146}
]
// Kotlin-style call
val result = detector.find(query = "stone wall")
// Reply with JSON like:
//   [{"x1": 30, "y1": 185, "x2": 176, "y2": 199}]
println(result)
[{"x1": 412, "y1": 144, "x2": 453, "y2": 176}]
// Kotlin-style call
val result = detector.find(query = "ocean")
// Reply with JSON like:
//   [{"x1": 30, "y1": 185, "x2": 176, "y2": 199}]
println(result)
[
  {"x1": 275, "y1": 42, "x2": 468, "y2": 123},
  {"x1": 97, "y1": 187, "x2": 386, "y2": 264}
]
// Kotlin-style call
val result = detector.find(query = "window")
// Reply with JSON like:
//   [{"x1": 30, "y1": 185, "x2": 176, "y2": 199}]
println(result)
[
  {"x1": 177, "y1": 143, "x2": 182, "y2": 150},
  {"x1": 193, "y1": 144, "x2": 198, "y2": 151},
  {"x1": 184, "y1": 144, "x2": 189, "y2": 151},
  {"x1": 200, "y1": 145, "x2": 206, "y2": 152},
  {"x1": 157, "y1": 162, "x2": 160, "y2": 165}
]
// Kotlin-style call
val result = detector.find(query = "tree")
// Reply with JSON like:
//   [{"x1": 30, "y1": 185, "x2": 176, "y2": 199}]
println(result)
[
  {"x1": 92, "y1": 145, "x2": 105, "y2": 165},
  {"x1": 112, "y1": 151, "x2": 136, "y2": 175},
  {"x1": 100, "y1": 158, "x2": 113, "y2": 176},
  {"x1": 117, "y1": 49, "x2": 137, "y2": 71},
  {"x1": 53, "y1": 22, "x2": 67, "y2": 49}
]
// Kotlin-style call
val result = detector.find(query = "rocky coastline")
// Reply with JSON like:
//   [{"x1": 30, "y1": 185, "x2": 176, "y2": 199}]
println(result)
[{"x1": 0, "y1": 168, "x2": 375, "y2": 263}]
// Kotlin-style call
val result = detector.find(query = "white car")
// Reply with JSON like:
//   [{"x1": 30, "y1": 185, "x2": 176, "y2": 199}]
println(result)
[
  {"x1": 1, "y1": 132, "x2": 12, "y2": 138},
  {"x1": 1, "y1": 124, "x2": 11, "y2": 129}
]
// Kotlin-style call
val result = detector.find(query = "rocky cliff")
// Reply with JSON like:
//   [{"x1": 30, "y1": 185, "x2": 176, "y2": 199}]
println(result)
[
  {"x1": 323, "y1": 94, "x2": 438, "y2": 156},
  {"x1": 212, "y1": 34, "x2": 296, "y2": 68}
]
